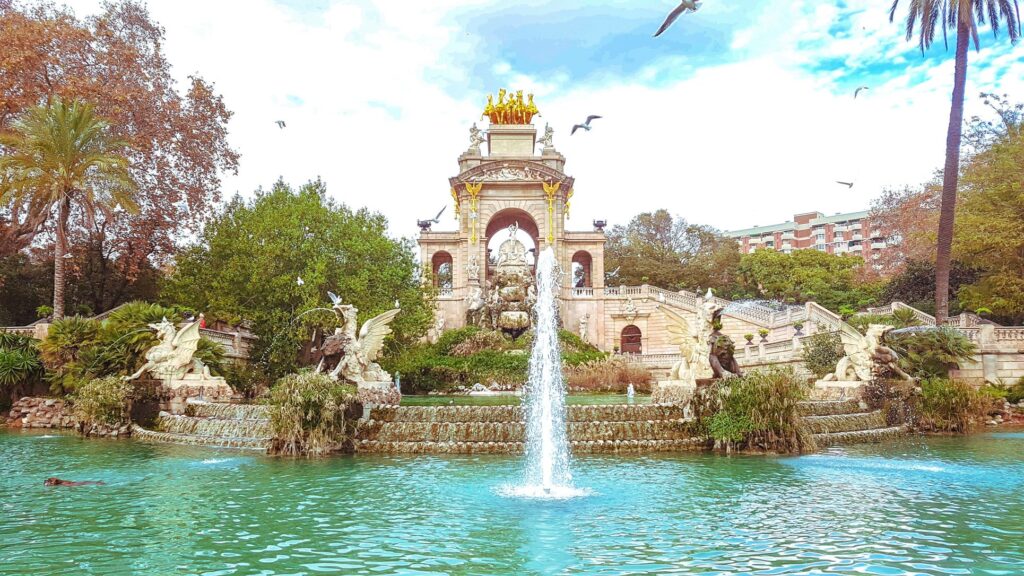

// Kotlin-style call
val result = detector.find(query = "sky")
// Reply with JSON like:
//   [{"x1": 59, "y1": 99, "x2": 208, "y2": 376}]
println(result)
[{"x1": 61, "y1": 0, "x2": 1024, "y2": 238}]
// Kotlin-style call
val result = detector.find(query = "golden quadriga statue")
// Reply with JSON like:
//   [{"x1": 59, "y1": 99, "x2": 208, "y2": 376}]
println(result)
[{"x1": 482, "y1": 89, "x2": 539, "y2": 125}]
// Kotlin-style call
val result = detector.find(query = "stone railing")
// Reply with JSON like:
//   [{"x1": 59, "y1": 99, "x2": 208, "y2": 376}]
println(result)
[
  {"x1": 199, "y1": 328, "x2": 258, "y2": 361},
  {"x1": 608, "y1": 285, "x2": 788, "y2": 328},
  {"x1": 438, "y1": 288, "x2": 454, "y2": 298},
  {"x1": 571, "y1": 287, "x2": 594, "y2": 297},
  {"x1": 804, "y1": 302, "x2": 843, "y2": 333},
  {"x1": 861, "y1": 302, "x2": 937, "y2": 326}
]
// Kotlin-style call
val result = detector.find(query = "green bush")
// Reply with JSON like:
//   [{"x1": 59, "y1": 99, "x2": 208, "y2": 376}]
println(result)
[
  {"x1": 918, "y1": 378, "x2": 987, "y2": 433},
  {"x1": 887, "y1": 327, "x2": 977, "y2": 379},
  {"x1": 1007, "y1": 378, "x2": 1024, "y2": 404},
  {"x1": 0, "y1": 332, "x2": 43, "y2": 398},
  {"x1": 264, "y1": 372, "x2": 359, "y2": 456},
  {"x1": 38, "y1": 316, "x2": 102, "y2": 394},
  {"x1": 690, "y1": 368, "x2": 815, "y2": 453},
  {"x1": 70, "y1": 376, "x2": 134, "y2": 429},
  {"x1": 802, "y1": 330, "x2": 843, "y2": 379}
]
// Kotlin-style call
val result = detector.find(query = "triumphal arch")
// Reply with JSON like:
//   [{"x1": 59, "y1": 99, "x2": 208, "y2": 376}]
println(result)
[{"x1": 418, "y1": 90, "x2": 609, "y2": 346}]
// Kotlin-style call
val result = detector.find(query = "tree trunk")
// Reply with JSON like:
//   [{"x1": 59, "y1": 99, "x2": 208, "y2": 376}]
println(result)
[
  {"x1": 52, "y1": 196, "x2": 70, "y2": 319},
  {"x1": 934, "y1": 19, "x2": 970, "y2": 325}
]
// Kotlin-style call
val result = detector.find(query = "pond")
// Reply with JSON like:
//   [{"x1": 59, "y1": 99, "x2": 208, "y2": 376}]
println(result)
[{"x1": 2, "y1": 429, "x2": 1023, "y2": 575}]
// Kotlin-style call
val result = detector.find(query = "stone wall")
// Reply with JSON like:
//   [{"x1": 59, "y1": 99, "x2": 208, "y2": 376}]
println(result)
[{"x1": 5, "y1": 397, "x2": 75, "y2": 429}]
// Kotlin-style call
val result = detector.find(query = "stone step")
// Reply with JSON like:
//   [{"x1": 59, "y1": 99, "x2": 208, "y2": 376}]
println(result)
[
  {"x1": 813, "y1": 426, "x2": 905, "y2": 447},
  {"x1": 368, "y1": 404, "x2": 686, "y2": 424},
  {"x1": 357, "y1": 419, "x2": 695, "y2": 444},
  {"x1": 797, "y1": 400, "x2": 863, "y2": 417},
  {"x1": 155, "y1": 413, "x2": 272, "y2": 438},
  {"x1": 355, "y1": 437, "x2": 708, "y2": 454},
  {"x1": 184, "y1": 402, "x2": 268, "y2": 420},
  {"x1": 131, "y1": 424, "x2": 270, "y2": 450},
  {"x1": 803, "y1": 411, "x2": 887, "y2": 434}
]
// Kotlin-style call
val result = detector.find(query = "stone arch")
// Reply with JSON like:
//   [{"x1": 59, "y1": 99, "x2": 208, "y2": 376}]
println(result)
[
  {"x1": 571, "y1": 250, "x2": 593, "y2": 288},
  {"x1": 484, "y1": 208, "x2": 540, "y2": 280},
  {"x1": 621, "y1": 325, "x2": 642, "y2": 354},
  {"x1": 431, "y1": 251, "x2": 453, "y2": 290}
]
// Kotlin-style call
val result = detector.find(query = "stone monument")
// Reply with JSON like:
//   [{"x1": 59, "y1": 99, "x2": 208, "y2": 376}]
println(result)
[
  {"x1": 124, "y1": 318, "x2": 235, "y2": 414},
  {"x1": 815, "y1": 323, "x2": 913, "y2": 400},
  {"x1": 467, "y1": 222, "x2": 536, "y2": 338},
  {"x1": 310, "y1": 299, "x2": 403, "y2": 405}
]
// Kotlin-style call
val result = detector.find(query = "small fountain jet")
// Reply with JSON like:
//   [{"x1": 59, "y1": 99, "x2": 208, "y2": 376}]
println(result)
[
  {"x1": 417, "y1": 206, "x2": 447, "y2": 231},
  {"x1": 570, "y1": 115, "x2": 602, "y2": 135},
  {"x1": 653, "y1": 0, "x2": 702, "y2": 38}
]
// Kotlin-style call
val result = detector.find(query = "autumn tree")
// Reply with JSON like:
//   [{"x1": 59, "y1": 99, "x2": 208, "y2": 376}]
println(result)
[
  {"x1": 163, "y1": 180, "x2": 433, "y2": 379},
  {"x1": 0, "y1": 1, "x2": 237, "y2": 311},
  {"x1": 0, "y1": 99, "x2": 137, "y2": 319},
  {"x1": 605, "y1": 210, "x2": 740, "y2": 294},
  {"x1": 868, "y1": 184, "x2": 940, "y2": 276}
]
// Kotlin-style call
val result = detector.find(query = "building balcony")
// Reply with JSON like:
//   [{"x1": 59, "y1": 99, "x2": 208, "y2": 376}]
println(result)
[
  {"x1": 851, "y1": 234, "x2": 863, "y2": 241},
  {"x1": 850, "y1": 244, "x2": 863, "y2": 252},
  {"x1": 572, "y1": 287, "x2": 594, "y2": 297},
  {"x1": 833, "y1": 225, "x2": 848, "y2": 233},
  {"x1": 871, "y1": 242, "x2": 886, "y2": 250},
  {"x1": 781, "y1": 232, "x2": 795, "y2": 240},
  {"x1": 850, "y1": 223, "x2": 863, "y2": 230}
]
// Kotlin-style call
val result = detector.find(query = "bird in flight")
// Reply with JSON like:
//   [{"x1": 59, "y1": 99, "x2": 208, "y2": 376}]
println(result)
[
  {"x1": 653, "y1": 0, "x2": 702, "y2": 38},
  {"x1": 275, "y1": 120, "x2": 286, "y2": 129},
  {"x1": 836, "y1": 181, "x2": 854, "y2": 188},
  {"x1": 854, "y1": 86, "x2": 870, "y2": 99},
  {"x1": 328, "y1": 291, "x2": 342, "y2": 305},
  {"x1": 571, "y1": 115, "x2": 602, "y2": 135}
]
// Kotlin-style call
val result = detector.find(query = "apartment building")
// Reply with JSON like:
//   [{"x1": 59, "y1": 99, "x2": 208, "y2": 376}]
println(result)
[{"x1": 724, "y1": 210, "x2": 889, "y2": 260}]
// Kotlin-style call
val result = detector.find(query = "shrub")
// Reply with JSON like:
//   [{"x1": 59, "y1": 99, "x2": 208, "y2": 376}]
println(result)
[
  {"x1": 1007, "y1": 378, "x2": 1024, "y2": 404},
  {"x1": 689, "y1": 368, "x2": 815, "y2": 454},
  {"x1": 887, "y1": 327, "x2": 977, "y2": 379},
  {"x1": 449, "y1": 329, "x2": 510, "y2": 356},
  {"x1": 565, "y1": 357, "x2": 653, "y2": 393},
  {"x1": 38, "y1": 316, "x2": 102, "y2": 394},
  {"x1": 802, "y1": 331, "x2": 843, "y2": 379},
  {"x1": 0, "y1": 332, "x2": 43, "y2": 399},
  {"x1": 891, "y1": 308, "x2": 920, "y2": 328},
  {"x1": 848, "y1": 313, "x2": 899, "y2": 333},
  {"x1": 70, "y1": 376, "x2": 134, "y2": 430},
  {"x1": 264, "y1": 372, "x2": 359, "y2": 456},
  {"x1": 918, "y1": 378, "x2": 987, "y2": 433}
]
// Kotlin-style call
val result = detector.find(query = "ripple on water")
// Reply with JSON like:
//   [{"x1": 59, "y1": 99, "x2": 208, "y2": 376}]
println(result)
[{"x1": 1, "y1": 431, "x2": 1024, "y2": 575}]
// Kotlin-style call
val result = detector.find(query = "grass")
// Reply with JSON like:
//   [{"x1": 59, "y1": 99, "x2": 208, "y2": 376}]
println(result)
[{"x1": 264, "y1": 372, "x2": 359, "y2": 456}]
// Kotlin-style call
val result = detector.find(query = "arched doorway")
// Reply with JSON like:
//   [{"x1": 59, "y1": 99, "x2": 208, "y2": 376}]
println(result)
[
  {"x1": 571, "y1": 250, "x2": 593, "y2": 288},
  {"x1": 485, "y1": 209, "x2": 540, "y2": 281},
  {"x1": 621, "y1": 325, "x2": 642, "y2": 354},
  {"x1": 431, "y1": 251, "x2": 453, "y2": 292}
]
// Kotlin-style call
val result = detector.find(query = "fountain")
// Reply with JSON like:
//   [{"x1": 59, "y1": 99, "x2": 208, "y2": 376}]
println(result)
[{"x1": 503, "y1": 247, "x2": 586, "y2": 498}]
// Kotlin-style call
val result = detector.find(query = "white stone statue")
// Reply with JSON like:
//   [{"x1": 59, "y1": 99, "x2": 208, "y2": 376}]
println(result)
[
  {"x1": 623, "y1": 296, "x2": 638, "y2": 322},
  {"x1": 428, "y1": 312, "x2": 446, "y2": 344},
  {"x1": 466, "y1": 254, "x2": 480, "y2": 281},
  {"x1": 317, "y1": 302, "x2": 401, "y2": 384},
  {"x1": 466, "y1": 284, "x2": 485, "y2": 312},
  {"x1": 538, "y1": 123, "x2": 554, "y2": 148},
  {"x1": 823, "y1": 323, "x2": 913, "y2": 382},
  {"x1": 658, "y1": 306, "x2": 711, "y2": 384},
  {"x1": 579, "y1": 313, "x2": 590, "y2": 343},
  {"x1": 468, "y1": 122, "x2": 486, "y2": 149},
  {"x1": 496, "y1": 237, "x2": 528, "y2": 270},
  {"x1": 124, "y1": 319, "x2": 211, "y2": 382}
]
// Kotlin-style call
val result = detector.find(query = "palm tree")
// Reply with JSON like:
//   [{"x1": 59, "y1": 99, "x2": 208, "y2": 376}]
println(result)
[
  {"x1": 0, "y1": 98, "x2": 137, "y2": 319},
  {"x1": 889, "y1": 0, "x2": 1020, "y2": 324}
]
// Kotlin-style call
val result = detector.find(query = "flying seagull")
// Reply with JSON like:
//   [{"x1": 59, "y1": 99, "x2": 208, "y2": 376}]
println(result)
[
  {"x1": 417, "y1": 206, "x2": 447, "y2": 231},
  {"x1": 653, "y1": 0, "x2": 702, "y2": 38},
  {"x1": 854, "y1": 86, "x2": 870, "y2": 99},
  {"x1": 571, "y1": 115, "x2": 602, "y2": 135},
  {"x1": 328, "y1": 291, "x2": 341, "y2": 305},
  {"x1": 836, "y1": 181, "x2": 854, "y2": 188},
  {"x1": 275, "y1": 120, "x2": 286, "y2": 129}
]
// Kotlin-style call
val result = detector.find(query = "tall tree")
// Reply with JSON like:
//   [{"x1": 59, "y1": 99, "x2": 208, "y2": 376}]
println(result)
[
  {"x1": 889, "y1": 0, "x2": 1020, "y2": 323},
  {"x1": 163, "y1": 180, "x2": 433, "y2": 379},
  {"x1": 0, "y1": 98, "x2": 136, "y2": 318},
  {"x1": 605, "y1": 210, "x2": 740, "y2": 294},
  {"x1": 735, "y1": 249, "x2": 881, "y2": 313},
  {"x1": 0, "y1": 1, "x2": 237, "y2": 310}
]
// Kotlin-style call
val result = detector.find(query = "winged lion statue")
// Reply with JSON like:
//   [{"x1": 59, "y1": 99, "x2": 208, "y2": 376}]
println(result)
[
  {"x1": 124, "y1": 318, "x2": 211, "y2": 382},
  {"x1": 310, "y1": 301, "x2": 401, "y2": 385},
  {"x1": 823, "y1": 323, "x2": 913, "y2": 382}
]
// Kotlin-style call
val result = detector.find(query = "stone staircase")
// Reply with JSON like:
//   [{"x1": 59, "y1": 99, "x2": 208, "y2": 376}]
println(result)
[
  {"x1": 131, "y1": 402, "x2": 271, "y2": 450},
  {"x1": 798, "y1": 399, "x2": 904, "y2": 446},
  {"x1": 354, "y1": 404, "x2": 707, "y2": 454}
]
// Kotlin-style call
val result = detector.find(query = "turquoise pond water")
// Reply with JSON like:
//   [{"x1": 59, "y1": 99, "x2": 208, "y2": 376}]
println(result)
[{"x1": 2, "y1": 430, "x2": 1024, "y2": 575}]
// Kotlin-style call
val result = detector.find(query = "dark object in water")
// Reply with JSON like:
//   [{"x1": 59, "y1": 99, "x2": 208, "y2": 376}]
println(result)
[{"x1": 43, "y1": 477, "x2": 105, "y2": 487}]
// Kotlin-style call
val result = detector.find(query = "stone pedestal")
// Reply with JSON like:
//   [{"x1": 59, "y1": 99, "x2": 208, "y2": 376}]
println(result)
[
  {"x1": 812, "y1": 380, "x2": 865, "y2": 401},
  {"x1": 651, "y1": 380, "x2": 697, "y2": 405},
  {"x1": 357, "y1": 381, "x2": 401, "y2": 406},
  {"x1": 152, "y1": 375, "x2": 236, "y2": 415}
]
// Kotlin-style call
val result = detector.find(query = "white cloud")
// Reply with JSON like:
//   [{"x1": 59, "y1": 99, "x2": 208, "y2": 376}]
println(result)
[{"x1": 59, "y1": 0, "x2": 1024, "y2": 239}]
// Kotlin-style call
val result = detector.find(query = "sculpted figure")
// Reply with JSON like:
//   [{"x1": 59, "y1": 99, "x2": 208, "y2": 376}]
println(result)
[
  {"x1": 468, "y1": 123, "x2": 486, "y2": 149},
  {"x1": 466, "y1": 254, "x2": 481, "y2": 281},
  {"x1": 824, "y1": 323, "x2": 913, "y2": 382},
  {"x1": 314, "y1": 300, "x2": 401, "y2": 384},
  {"x1": 124, "y1": 318, "x2": 209, "y2": 381},
  {"x1": 579, "y1": 313, "x2": 590, "y2": 343},
  {"x1": 538, "y1": 123, "x2": 554, "y2": 148}
]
